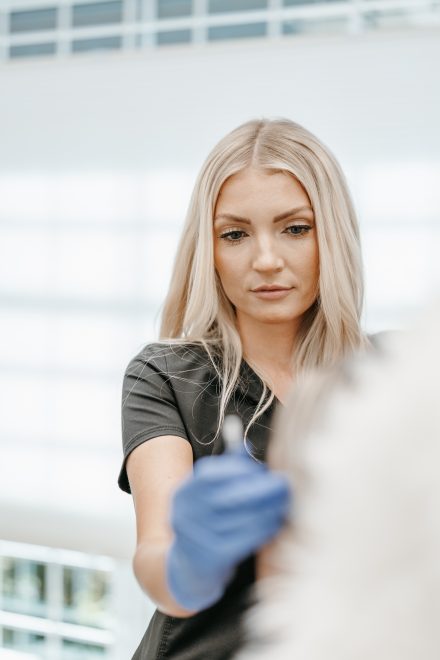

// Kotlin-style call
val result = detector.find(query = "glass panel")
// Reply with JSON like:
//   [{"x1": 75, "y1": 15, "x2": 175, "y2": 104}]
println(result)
[
  {"x1": 363, "y1": 9, "x2": 419, "y2": 31},
  {"x1": 283, "y1": 0, "x2": 343, "y2": 5},
  {"x1": 157, "y1": 0, "x2": 193, "y2": 19},
  {"x1": 9, "y1": 8, "x2": 57, "y2": 33},
  {"x1": 1, "y1": 627, "x2": 46, "y2": 655},
  {"x1": 209, "y1": 0, "x2": 267, "y2": 13},
  {"x1": 157, "y1": 29, "x2": 192, "y2": 45},
  {"x1": 72, "y1": 1, "x2": 123, "y2": 27},
  {"x1": 282, "y1": 16, "x2": 347, "y2": 35},
  {"x1": 63, "y1": 566, "x2": 111, "y2": 629},
  {"x1": 62, "y1": 639, "x2": 107, "y2": 659},
  {"x1": 2, "y1": 627, "x2": 15, "y2": 646},
  {"x1": 72, "y1": 36, "x2": 122, "y2": 53},
  {"x1": 9, "y1": 43, "x2": 56, "y2": 59},
  {"x1": 1, "y1": 557, "x2": 47, "y2": 618},
  {"x1": 208, "y1": 22, "x2": 267, "y2": 40}
]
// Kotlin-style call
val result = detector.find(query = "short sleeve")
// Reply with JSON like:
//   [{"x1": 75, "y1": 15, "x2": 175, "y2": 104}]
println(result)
[{"x1": 118, "y1": 344, "x2": 190, "y2": 494}]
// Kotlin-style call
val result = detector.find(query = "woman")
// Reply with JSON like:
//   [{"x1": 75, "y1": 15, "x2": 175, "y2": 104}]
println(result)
[{"x1": 117, "y1": 117, "x2": 369, "y2": 659}]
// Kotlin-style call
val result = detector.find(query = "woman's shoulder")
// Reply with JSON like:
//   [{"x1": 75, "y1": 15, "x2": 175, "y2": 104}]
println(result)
[{"x1": 125, "y1": 341, "x2": 216, "y2": 375}]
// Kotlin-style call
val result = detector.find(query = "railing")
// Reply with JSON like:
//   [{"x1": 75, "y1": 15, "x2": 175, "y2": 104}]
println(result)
[
  {"x1": 0, "y1": 539, "x2": 152, "y2": 659},
  {"x1": 0, "y1": 540, "x2": 115, "y2": 658},
  {"x1": 0, "y1": 0, "x2": 439, "y2": 63}
]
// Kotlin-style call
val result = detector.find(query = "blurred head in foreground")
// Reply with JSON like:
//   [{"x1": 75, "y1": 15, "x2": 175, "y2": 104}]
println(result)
[{"x1": 237, "y1": 303, "x2": 440, "y2": 660}]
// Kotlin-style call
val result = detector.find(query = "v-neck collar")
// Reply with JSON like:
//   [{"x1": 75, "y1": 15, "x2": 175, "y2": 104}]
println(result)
[{"x1": 238, "y1": 358, "x2": 283, "y2": 408}]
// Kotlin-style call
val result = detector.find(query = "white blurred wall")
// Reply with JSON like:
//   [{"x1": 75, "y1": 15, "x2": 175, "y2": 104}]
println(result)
[
  {"x1": 0, "y1": 28, "x2": 439, "y2": 171},
  {"x1": 0, "y1": 27, "x2": 439, "y2": 556}
]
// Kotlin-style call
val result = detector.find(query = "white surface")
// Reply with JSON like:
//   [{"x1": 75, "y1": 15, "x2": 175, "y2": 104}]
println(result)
[
  {"x1": 0, "y1": 445, "x2": 136, "y2": 559},
  {"x1": 0, "y1": 650, "x2": 39, "y2": 659},
  {"x1": 0, "y1": 26, "x2": 439, "y2": 555},
  {"x1": 0, "y1": 29, "x2": 439, "y2": 171}
]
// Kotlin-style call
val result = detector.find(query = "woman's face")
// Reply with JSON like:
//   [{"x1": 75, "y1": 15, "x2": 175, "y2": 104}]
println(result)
[{"x1": 213, "y1": 167, "x2": 319, "y2": 327}]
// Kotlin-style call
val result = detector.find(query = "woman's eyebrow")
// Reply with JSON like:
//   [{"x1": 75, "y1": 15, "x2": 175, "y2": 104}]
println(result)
[{"x1": 214, "y1": 206, "x2": 314, "y2": 225}]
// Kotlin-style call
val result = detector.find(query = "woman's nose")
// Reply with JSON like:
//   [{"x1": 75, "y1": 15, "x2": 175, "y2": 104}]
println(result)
[{"x1": 252, "y1": 239, "x2": 284, "y2": 272}]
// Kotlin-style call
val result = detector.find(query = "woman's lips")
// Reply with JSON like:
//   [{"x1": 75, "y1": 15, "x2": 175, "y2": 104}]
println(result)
[{"x1": 251, "y1": 287, "x2": 293, "y2": 300}]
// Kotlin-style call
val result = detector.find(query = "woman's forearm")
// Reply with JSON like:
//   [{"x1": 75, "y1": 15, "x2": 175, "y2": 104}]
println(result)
[{"x1": 133, "y1": 540, "x2": 198, "y2": 618}]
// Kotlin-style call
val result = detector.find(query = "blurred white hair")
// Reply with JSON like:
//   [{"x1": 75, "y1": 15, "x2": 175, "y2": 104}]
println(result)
[{"x1": 236, "y1": 300, "x2": 440, "y2": 660}]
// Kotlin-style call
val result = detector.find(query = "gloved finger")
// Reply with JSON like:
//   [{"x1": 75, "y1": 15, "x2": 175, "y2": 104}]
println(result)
[
  {"x1": 173, "y1": 477, "x2": 290, "y2": 526},
  {"x1": 173, "y1": 524, "x2": 228, "y2": 563},
  {"x1": 171, "y1": 471, "x2": 291, "y2": 526},
  {"x1": 218, "y1": 517, "x2": 286, "y2": 559},
  {"x1": 176, "y1": 517, "x2": 284, "y2": 572},
  {"x1": 208, "y1": 473, "x2": 291, "y2": 512},
  {"x1": 210, "y1": 505, "x2": 289, "y2": 538},
  {"x1": 176, "y1": 487, "x2": 290, "y2": 541}
]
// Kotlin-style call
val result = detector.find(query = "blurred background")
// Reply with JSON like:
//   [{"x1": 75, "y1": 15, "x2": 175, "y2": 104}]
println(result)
[{"x1": 0, "y1": 0, "x2": 439, "y2": 657}]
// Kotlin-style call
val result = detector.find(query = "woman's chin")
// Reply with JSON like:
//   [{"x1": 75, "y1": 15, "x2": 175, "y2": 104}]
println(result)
[{"x1": 251, "y1": 310, "x2": 305, "y2": 325}]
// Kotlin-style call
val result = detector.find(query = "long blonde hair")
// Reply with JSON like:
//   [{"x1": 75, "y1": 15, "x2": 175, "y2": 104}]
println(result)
[{"x1": 159, "y1": 117, "x2": 367, "y2": 443}]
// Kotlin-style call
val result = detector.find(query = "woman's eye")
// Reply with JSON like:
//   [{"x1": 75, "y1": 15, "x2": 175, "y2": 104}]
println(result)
[
  {"x1": 220, "y1": 229, "x2": 246, "y2": 242},
  {"x1": 285, "y1": 224, "x2": 311, "y2": 237}
]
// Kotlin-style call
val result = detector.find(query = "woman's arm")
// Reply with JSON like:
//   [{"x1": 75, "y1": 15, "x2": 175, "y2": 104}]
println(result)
[
  {"x1": 128, "y1": 433, "x2": 291, "y2": 615},
  {"x1": 126, "y1": 434, "x2": 198, "y2": 618}
]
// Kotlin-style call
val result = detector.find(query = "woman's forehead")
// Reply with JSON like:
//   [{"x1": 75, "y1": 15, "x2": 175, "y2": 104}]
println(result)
[{"x1": 215, "y1": 168, "x2": 309, "y2": 212}]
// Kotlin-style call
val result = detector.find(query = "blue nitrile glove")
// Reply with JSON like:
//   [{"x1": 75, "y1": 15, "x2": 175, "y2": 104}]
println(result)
[{"x1": 166, "y1": 446, "x2": 291, "y2": 612}]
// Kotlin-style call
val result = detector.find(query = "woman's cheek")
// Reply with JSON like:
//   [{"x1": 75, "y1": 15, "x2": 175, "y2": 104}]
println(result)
[{"x1": 216, "y1": 255, "x2": 243, "y2": 300}]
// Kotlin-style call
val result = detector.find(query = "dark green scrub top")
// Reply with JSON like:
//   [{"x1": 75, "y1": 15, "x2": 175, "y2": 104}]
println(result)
[{"x1": 118, "y1": 342, "x2": 277, "y2": 659}]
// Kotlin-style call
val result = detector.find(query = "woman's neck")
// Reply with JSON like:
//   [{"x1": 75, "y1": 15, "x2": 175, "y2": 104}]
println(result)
[{"x1": 237, "y1": 313, "x2": 299, "y2": 382}]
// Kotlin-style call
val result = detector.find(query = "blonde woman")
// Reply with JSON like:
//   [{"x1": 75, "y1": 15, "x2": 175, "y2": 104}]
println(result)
[{"x1": 117, "y1": 117, "x2": 369, "y2": 659}]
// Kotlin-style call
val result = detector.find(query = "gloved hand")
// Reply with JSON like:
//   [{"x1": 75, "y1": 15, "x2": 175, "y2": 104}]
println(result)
[{"x1": 166, "y1": 446, "x2": 291, "y2": 612}]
